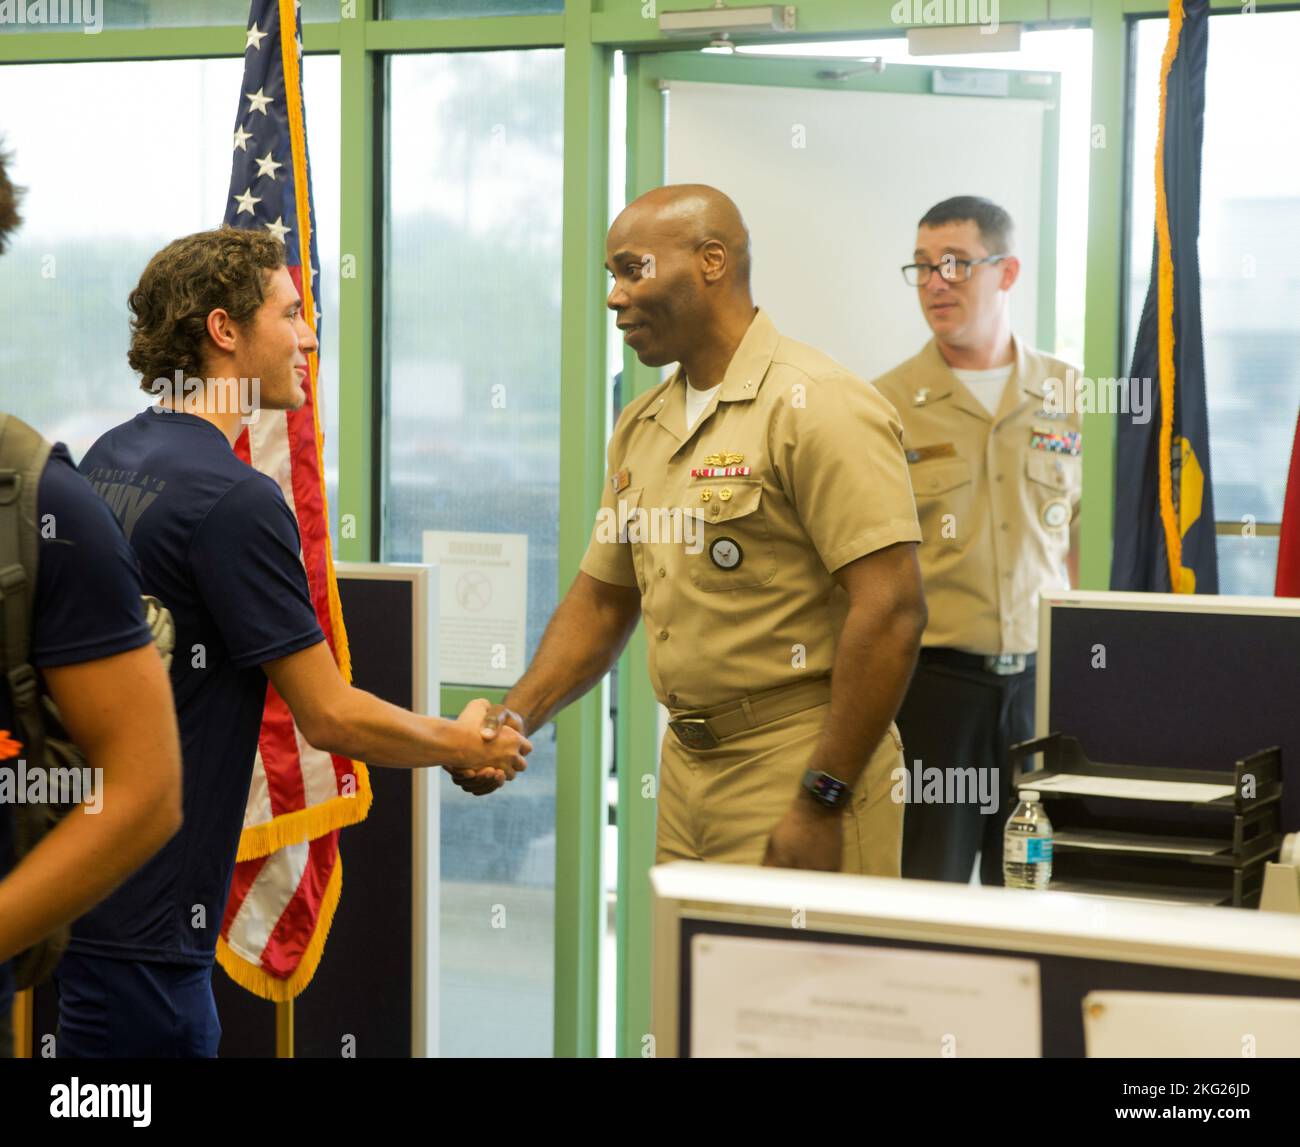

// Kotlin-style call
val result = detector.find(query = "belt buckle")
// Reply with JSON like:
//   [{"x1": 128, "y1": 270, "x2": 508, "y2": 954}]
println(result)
[
  {"x1": 668, "y1": 718, "x2": 719, "y2": 750},
  {"x1": 985, "y1": 654, "x2": 1026, "y2": 676}
]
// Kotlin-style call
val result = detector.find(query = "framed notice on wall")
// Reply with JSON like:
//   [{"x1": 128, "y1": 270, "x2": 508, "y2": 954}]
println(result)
[{"x1": 421, "y1": 530, "x2": 527, "y2": 687}]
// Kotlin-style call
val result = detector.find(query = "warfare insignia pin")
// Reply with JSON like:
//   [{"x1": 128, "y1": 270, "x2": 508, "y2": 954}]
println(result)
[
  {"x1": 1042, "y1": 499, "x2": 1070, "y2": 528},
  {"x1": 709, "y1": 537, "x2": 743, "y2": 570}
]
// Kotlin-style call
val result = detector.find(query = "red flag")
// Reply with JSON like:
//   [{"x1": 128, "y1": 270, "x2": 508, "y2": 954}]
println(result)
[
  {"x1": 214, "y1": 0, "x2": 372, "y2": 1000},
  {"x1": 1276, "y1": 407, "x2": 1300, "y2": 597}
]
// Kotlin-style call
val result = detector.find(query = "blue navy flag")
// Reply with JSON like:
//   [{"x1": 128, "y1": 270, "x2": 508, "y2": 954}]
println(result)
[{"x1": 1112, "y1": 0, "x2": 1217, "y2": 594}]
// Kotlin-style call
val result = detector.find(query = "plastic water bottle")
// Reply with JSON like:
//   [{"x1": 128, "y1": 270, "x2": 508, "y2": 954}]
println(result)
[{"x1": 1003, "y1": 790, "x2": 1053, "y2": 889}]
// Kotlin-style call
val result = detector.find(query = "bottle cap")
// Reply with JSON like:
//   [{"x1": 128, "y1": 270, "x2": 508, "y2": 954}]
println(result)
[{"x1": 1020, "y1": 790, "x2": 1039, "y2": 802}]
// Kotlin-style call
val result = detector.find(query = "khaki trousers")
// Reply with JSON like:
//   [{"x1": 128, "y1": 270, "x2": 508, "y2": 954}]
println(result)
[{"x1": 655, "y1": 702, "x2": 904, "y2": 876}]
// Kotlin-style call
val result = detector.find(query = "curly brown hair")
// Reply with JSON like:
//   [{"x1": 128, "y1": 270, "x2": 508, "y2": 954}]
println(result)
[
  {"x1": 0, "y1": 140, "x2": 24, "y2": 256},
  {"x1": 128, "y1": 227, "x2": 286, "y2": 390}
]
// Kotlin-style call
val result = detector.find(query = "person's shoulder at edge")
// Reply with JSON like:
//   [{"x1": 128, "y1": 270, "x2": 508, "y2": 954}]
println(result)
[
  {"x1": 39, "y1": 443, "x2": 148, "y2": 552},
  {"x1": 1017, "y1": 341, "x2": 1085, "y2": 435},
  {"x1": 607, "y1": 374, "x2": 677, "y2": 440},
  {"x1": 866, "y1": 341, "x2": 936, "y2": 404},
  {"x1": 41, "y1": 440, "x2": 90, "y2": 490},
  {"x1": 764, "y1": 332, "x2": 906, "y2": 427},
  {"x1": 31, "y1": 443, "x2": 153, "y2": 667},
  {"x1": 87, "y1": 412, "x2": 274, "y2": 491},
  {"x1": 1022, "y1": 339, "x2": 1082, "y2": 390},
  {"x1": 83, "y1": 408, "x2": 239, "y2": 459},
  {"x1": 196, "y1": 468, "x2": 293, "y2": 537}
]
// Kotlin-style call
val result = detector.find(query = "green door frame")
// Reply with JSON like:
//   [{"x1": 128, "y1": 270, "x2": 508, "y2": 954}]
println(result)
[
  {"x1": 3, "y1": 0, "x2": 1294, "y2": 1061},
  {"x1": 615, "y1": 47, "x2": 1062, "y2": 1058}
]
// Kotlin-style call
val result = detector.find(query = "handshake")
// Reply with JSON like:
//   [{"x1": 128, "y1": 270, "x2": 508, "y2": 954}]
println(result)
[{"x1": 446, "y1": 698, "x2": 530, "y2": 796}]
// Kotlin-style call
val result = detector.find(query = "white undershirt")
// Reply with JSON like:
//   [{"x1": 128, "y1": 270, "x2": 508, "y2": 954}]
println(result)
[
  {"x1": 685, "y1": 382, "x2": 722, "y2": 430},
  {"x1": 953, "y1": 364, "x2": 1014, "y2": 417}
]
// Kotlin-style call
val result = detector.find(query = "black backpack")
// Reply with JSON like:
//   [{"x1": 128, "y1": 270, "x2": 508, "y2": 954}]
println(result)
[{"x1": 0, "y1": 413, "x2": 174, "y2": 990}]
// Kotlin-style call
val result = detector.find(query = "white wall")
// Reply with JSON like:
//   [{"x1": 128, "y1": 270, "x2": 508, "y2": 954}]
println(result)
[{"x1": 667, "y1": 80, "x2": 1045, "y2": 383}]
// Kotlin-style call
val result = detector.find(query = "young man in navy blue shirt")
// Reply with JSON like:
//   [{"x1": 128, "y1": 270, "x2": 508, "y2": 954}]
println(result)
[
  {"x1": 0, "y1": 144, "x2": 183, "y2": 1055},
  {"x1": 64, "y1": 227, "x2": 529, "y2": 1058}
]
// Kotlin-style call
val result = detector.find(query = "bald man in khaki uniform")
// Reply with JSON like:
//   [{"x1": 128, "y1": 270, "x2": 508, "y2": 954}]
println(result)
[
  {"x1": 458, "y1": 184, "x2": 926, "y2": 875},
  {"x1": 873, "y1": 195, "x2": 1081, "y2": 885}
]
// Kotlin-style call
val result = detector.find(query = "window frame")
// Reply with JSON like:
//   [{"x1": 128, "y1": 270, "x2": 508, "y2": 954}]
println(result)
[{"x1": 7, "y1": 0, "x2": 1300, "y2": 1064}]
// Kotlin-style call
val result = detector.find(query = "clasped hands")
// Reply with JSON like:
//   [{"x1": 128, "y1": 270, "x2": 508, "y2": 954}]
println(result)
[
  {"x1": 445, "y1": 701, "x2": 844, "y2": 873},
  {"x1": 445, "y1": 699, "x2": 529, "y2": 795}
]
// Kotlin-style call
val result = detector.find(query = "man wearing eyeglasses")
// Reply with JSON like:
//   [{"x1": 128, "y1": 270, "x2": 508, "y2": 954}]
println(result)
[{"x1": 872, "y1": 196, "x2": 1081, "y2": 886}]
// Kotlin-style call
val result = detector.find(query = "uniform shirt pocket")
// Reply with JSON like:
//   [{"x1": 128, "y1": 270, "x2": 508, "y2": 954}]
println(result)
[
  {"x1": 688, "y1": 478, "x2": 778, "y2": 592},
  {"x1": 1025, "y1": 453, "x2": 1080, "y2": 531},
  {"x1": 911, "y1": 456, "x2": 973, "y2": 547}
]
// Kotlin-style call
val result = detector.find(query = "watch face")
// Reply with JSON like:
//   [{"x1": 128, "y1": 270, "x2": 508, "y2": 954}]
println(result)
[
  {"x1": 709, "y1": 536, "x2": 743, "y2": 570},
  {"x1": 805, "y1": 770, "x2": 849, "y2": 807},
  {"x1": 814, "y1": 775, "x2": 841, "y2": 799}
]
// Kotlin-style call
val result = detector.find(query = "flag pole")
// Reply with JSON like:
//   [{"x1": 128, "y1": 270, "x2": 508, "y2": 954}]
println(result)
[
  {"x1": 276, "y1": 998, "x2": 293, "y2": 1058},
  {"x1": 12, "y1": 988, "x2": 31, "y2": 1057}
]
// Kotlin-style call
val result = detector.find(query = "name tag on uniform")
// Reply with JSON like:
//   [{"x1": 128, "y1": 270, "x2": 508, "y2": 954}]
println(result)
[
  {"x1": 1029, "y1": 428, "x2": 1082, "y2": 455},
  {"x1": 905, "y1": 443, "x2": 957, "y2": 464}
]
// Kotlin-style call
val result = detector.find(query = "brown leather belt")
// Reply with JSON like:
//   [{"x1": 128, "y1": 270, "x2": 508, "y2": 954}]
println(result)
[{"x1": 666, "y1": 677, "x2": 832, "y2": 751}]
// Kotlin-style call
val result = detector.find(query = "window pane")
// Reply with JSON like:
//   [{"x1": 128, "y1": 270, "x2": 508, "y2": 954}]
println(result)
[
  {"x1": 438, "y1": 730, "x2": 556, "y2": 1055},
  {"x1": 384, "y1": 49, "x2": 564, "y2": 1057},
  {"x1": 0, "y1": 57, "x2": 341, "y2": 546},
  {"x1": 1216, "y1": 533, "x2": 1281, "y2": 597},
  {"x1": 0, "y1": 0, "x2": 338, "y2": 31},
  {"x1": 1127, "y1": 11, "x2": 1300, "y2": 544},
  {"x1": 384, "y1": 0, "x2": 562, "y2": 17},
  {"x1": 739, "y1": 29, "x2": 1094, "y2": 368}
]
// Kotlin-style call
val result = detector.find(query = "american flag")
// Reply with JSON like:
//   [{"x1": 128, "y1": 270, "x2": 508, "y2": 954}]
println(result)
[{"x1": 215, "y1": 0, "x2": 372, "y2": 1001}]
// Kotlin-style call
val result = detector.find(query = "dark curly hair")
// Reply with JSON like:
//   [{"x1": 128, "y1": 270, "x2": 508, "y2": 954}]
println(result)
[
  {"x1": 0, "y1": 140, "x2": 24, "y2": 256},
  {"x1": 127, "y1": 227, "x2": 286, "y2": 390}
]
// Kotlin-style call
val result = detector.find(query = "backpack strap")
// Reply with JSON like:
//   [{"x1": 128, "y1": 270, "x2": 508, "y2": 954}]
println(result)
[{"x1": 0, "y1": 413, "x2": 52, "y2": 766}]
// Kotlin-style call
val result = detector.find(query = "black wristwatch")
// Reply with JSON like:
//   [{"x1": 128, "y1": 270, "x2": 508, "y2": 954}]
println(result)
[{"x1": 801, "y1": 769, "x2": 852, "y2": 811}]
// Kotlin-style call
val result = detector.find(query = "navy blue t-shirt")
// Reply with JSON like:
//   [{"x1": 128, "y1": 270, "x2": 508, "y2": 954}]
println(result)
[
  {"x1": 0, "y1": 444, "x2": 152, "y2": 1017},
  {"x1": 76, "y1": 410, "x2": 324, "y2": 966}
]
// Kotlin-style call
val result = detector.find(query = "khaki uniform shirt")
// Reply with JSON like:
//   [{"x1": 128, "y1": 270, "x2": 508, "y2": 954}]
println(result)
[
  {"x1": 872, "y1": 336, "x2": 1082, "y2": 656},
  {"x1": 580, "y1": 308, "x2": 922, "y2": 712}
]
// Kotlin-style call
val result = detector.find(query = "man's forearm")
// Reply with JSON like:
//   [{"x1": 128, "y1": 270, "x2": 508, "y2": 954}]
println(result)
[
  {"x1": 0, "y1": 776, "x2": 178, "y2": 964},
  {"x1": 808, "y1": 604, "x2": 924, "y2": 787},
  {"x1": 504, "y1": 576, "x2": 640, "y2": 735},
  {"x1": 314, "y1": 687, "x2": 472, "y2": 769}
]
